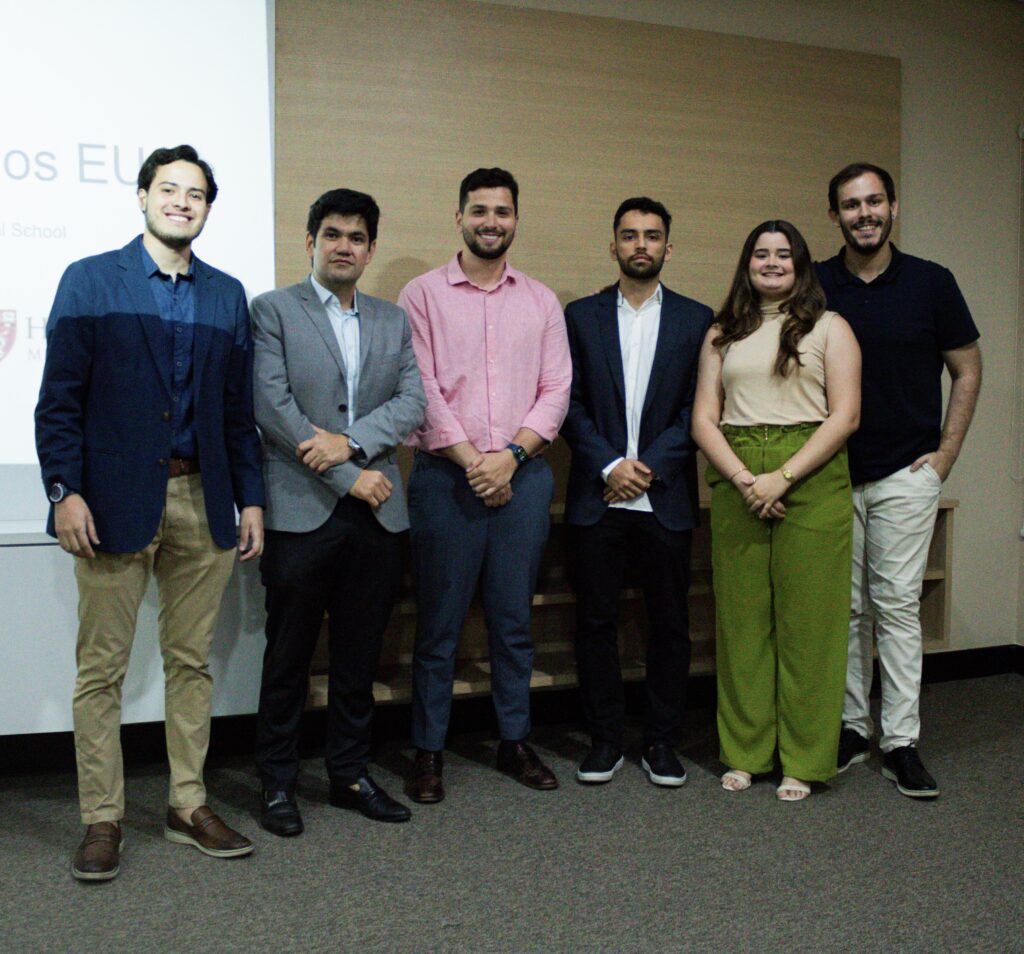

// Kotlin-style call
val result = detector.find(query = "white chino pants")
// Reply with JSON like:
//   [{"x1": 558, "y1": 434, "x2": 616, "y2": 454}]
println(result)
[{"x1": 844, "y1": 463, "x2": 942, "y2": 751}]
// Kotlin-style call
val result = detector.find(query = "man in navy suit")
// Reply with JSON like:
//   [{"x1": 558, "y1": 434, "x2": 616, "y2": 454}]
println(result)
[
  {"x1": 562, "y1": 197, "x2": 711, "y2": 787},
  {"x1": 35, "y1": 145, "x2": 266, "y2": 880}
]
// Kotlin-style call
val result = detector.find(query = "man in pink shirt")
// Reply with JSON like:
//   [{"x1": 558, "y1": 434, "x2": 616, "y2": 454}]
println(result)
[{"x1": 398, "y1": 168, "x2": 571, "y2": 802}]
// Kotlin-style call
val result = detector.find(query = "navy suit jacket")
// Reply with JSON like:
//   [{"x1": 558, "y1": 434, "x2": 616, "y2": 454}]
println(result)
[
  {"x1": 35, "y1": 237, "x2": 265, "y2": 553},
  {"x1": 561, "y1": 285, "x2": 712, "y2": 532}
]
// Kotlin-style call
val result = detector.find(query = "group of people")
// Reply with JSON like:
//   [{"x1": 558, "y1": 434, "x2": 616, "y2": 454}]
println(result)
[{"x1": 34, "y1": 146, "x2": 981, "y2": 882}]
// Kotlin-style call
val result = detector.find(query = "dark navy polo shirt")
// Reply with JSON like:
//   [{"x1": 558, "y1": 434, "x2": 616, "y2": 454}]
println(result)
[
  {"x1": 816, "y1": 244, "x2": 979, "y2": 485},
  {"x1": 139, "y1": 239, "x2": 197, "y2": 459}
]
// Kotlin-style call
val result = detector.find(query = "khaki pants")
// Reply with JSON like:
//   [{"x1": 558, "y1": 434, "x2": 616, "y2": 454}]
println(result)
[
  {"x1": 72, "y1": 474, "x2": 235, "y2": 824},
  {"x1": 845, "y1": 463, "x2": 941, "y2": 751}
]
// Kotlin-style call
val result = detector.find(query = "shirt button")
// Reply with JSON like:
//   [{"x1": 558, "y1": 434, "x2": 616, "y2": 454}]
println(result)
[
  {"x1": 338, "y1": 404, "x2": 347, "y2": 413},
  {"x1": 158, "y1": 458, "x2": 167, "y2": 466},
  {"x1": 162, "y1": 411, "x2": 171, "y2": 422}
]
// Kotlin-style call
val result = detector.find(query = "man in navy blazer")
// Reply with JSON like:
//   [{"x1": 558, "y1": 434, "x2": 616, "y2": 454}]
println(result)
[
  {"x1": 35, "y1": 145, "x2": 265, "y2": 880},
  {"x1": 562, "y1": 197, "x2": 712, "y2": 788}
]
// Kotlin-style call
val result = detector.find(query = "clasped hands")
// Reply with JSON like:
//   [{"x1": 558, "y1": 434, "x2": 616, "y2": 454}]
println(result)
[
  {"x1": 733, "y1": 468, "x2": 788, "y2": 520},
  {"x1": 466, "y1": 450, "x2": 517, "y2": 508},
  {"x1": 603, "y1": 459, "x2": 653, "y2": 503},
  {"x1": 296, "y1": 424, "x2": 392, "y2": 510}
]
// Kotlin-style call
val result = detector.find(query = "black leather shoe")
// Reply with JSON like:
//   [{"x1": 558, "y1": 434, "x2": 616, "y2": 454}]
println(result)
[
  {"x1": 576, "y1": 742, "x2": 624, "y2": 784},
  {"x1": 641, "y1": 742, "x2": 687, "y2": 787},
  {"x1": 837, "y1": 727, "x2": 871, "y2": 773},
  {"x1": 330, "y1": 775, "x2": 412, "y2": 822},
  {"x1": 260, "y1": 789, "x2": 303, "y2": 837},
  {"x1": 882, "y1": 745, "x2": 939, "y2": 798}
]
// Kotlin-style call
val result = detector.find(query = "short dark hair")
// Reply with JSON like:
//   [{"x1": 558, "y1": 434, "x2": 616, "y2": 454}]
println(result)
[
  {"x1": 828, "y1": 162, "x2": 896, "y2": 212},
  {"x1": 613, "y1": 197, "x2": 672, "y2": 238},
  {"x1": 306, "y1": 189, "x2": 381, "y2": 243},
  {"x1": 459, "y1": 168, "x2": 519, "y2": 214},
  {"x1": 137, "y1": 145, "x2": 218, "y2": 204}
]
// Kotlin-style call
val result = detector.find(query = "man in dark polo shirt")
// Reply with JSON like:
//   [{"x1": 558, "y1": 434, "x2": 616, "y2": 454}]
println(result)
[{"x1": 817, "y1": 162, "x2": 982, "y2": 799}]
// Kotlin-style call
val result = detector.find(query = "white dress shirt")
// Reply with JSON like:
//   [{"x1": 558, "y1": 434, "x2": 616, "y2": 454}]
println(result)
[
  {"x1": 311, "y1": 274, "x2": 360, "y2": 426},
  {"x1": 602, "y1": 284, "x2": 662, "y2": 512}
]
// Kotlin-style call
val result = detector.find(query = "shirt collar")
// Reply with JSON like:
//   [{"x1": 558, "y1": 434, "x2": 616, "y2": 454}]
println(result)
[
  {"x1": 139, "y1": 235, "x2": 195, "y2": 281},
  {"x1": 833, "y1": 242, "x2": 904, "y2": 287},
  {"x1": 617, "y1": 283, "x2": 662, "y2": 310},
  {"x1": 446, "y1": 252, "x2": 517, "y2": 290},
  {"x1": 310, "y1": 273, "x2": 359, "y2": 314}
]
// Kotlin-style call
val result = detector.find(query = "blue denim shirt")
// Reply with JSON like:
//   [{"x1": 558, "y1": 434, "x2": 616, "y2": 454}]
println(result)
[{"x1": 140, "y1": 239, "x2": 197, "y2": 458}]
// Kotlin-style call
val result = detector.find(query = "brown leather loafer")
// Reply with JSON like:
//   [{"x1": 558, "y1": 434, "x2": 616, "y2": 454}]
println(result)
[
  {"x1": 496, "y1": 740, "x2": 559, "y2": 790},
  {"x1": 164, "y1": 807, "x2": 254, "y2": 858},
  {"x1": 71, "y1": 821, "x2": 123, "y2": 881},
  {"x1": 408, "y1": 749, "x2": 445, "y2": 804}
]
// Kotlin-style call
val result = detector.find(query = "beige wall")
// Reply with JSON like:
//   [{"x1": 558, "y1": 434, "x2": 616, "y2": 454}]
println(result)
[{"x1": 484, "y1": 0, "x2": 1024, "y2": 651}]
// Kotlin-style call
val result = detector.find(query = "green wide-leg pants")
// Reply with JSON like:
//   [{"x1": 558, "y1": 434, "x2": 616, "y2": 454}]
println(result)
[{"x1": 710, "y1": 423, "x2": 852, "y2": 782}]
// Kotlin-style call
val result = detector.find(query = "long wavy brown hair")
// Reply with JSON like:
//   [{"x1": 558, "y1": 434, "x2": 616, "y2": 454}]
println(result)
[{"x1": 714, "y1": 220, "x2": 827, "y2": 377}]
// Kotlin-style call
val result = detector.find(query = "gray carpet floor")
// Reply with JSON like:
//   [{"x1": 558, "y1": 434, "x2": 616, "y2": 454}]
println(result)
[{"x1": 1, "y1": 673, "x2": 1022, "y2": 953}]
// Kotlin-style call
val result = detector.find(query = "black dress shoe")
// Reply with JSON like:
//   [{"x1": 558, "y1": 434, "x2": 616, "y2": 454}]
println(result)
[
  {"x1": 576, "y1": 742, "x2": 624, "y2": 784},
  {"x1": 260, "y1": 789, "x2": 303, "y2": 837},
  {"x1": 882, "y1": 745, "x2": 939, "y2": 798},
  {"x1": 330, "y1": 775, "x2": 412, "y2": 822},
  {"x1": 641, "y1": 742, "x2": 688, "y2": 787}
]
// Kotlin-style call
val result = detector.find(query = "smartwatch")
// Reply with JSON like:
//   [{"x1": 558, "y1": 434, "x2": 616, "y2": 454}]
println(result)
[{"x1": 506, "y1": 443, "x2": 529, "y2": 467}]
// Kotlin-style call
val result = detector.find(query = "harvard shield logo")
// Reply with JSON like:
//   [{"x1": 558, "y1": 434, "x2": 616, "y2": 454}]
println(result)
[{"x1": 0, "y1": 311, "x2": 15, "y2": 363}]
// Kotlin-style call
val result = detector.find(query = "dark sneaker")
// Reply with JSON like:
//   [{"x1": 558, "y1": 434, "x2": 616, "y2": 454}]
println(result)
[
  {"x1": 882, "y1": 745, "x2": 939, "y2": 798},
  {"x1": 837, "y1": 727, "x2": 870, "y2": 773},
  {"x1": 575, "y1": 742, "x2": 624, "y2": 784},
  {"x1": 641, "y1": 742, "x2": 687, "y2": 787}
]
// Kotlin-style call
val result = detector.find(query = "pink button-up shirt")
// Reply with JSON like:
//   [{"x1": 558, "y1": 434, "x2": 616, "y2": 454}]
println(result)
[{"x1": 399, "y1": 254, "x2": 571, "y2": 453}]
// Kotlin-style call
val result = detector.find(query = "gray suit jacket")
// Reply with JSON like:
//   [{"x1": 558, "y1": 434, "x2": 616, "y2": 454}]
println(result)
[{"x1": 251, "y1": 277, "x2": 426, "y2": 533}]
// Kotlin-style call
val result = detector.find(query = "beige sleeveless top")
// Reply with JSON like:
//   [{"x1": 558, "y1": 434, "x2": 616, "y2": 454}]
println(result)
[{"x1": 720, "y1": 305, "x2": 835, "y2": 426}]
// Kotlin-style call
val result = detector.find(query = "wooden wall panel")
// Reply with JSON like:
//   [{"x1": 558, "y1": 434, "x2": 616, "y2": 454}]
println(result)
[{"x1": 274, "y1": 0, "x2": 900, "y2": 310}]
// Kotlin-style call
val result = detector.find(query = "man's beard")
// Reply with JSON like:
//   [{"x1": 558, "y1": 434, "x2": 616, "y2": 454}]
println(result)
[
  {"x1": 840, "y1": 213, "x2": 893, "y2": 255},
  {"x1": 463, "y1": 227, "x2": 514, "y2": 260},
  {"x1": 617, "y1": 251, "x2": 665, "y2": 281},
  {"x1": 145, "y1": 207, "x2": 203, "y2": 250}
]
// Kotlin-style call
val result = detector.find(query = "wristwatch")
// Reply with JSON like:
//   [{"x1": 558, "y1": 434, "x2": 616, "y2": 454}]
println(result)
[
  {"x1": 781, "y1": 467, "x2": 795, "y2": 482},
  {"x1": 506, "y1": 443, "x2": 529, "y2": 467},
  {"x1": 347, "y1": 437, "x2": 364, "y2": 460},
  {"x1": 48, "y1": 482, "x2": 75, "y2": 503}
]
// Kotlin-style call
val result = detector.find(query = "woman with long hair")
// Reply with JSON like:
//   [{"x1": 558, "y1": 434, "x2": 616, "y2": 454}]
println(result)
[{"x1": 692, "y1": 220, "x2": 860, "y2": 800}]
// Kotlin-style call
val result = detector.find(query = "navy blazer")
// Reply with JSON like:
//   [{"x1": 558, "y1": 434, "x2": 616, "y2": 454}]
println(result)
[
  {"x1": 35, "y1": 237, "x2": 265, "y2": 553},
  {"x1": 561, "y1": 285, "x2": 712, "y2": 532}
]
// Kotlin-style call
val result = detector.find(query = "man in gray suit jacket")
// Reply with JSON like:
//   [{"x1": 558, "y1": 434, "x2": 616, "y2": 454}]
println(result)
[{"x1": 251, "y1": 189, "x2": 425, "y2": 834}]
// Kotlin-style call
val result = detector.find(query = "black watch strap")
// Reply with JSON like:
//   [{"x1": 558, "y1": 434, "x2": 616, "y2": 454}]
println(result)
[
  {"x1": 48, "y1": 482, "x2": 75, "y2": 504},
  {"x1": 506, "y1": 443, "x2": 529, "y2": 466}
]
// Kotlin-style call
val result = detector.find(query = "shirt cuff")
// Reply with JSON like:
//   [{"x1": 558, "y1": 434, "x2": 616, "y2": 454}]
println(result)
[
  {"x1": 415, "y1": 422, "x2": 470, "y2": 452},
  {"x1": 602, "y1": 457, "x2": 625, "y2": 483}
]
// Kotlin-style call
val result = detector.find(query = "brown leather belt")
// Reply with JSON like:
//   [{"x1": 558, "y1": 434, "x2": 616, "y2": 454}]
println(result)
[{"x1": 168, "y1": 457, "x2": 200, "y2": 478}]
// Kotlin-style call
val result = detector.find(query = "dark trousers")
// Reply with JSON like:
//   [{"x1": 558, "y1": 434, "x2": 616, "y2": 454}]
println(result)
[
  {"x1": 408, "y1": 453, "x2": 553, "y2": 751},
  {"x1": 573, "y1": 508, "x2": 693, "y2": 750},
  {"x1": 255, "y1": 496, "x2": 403, "y2": 788}
]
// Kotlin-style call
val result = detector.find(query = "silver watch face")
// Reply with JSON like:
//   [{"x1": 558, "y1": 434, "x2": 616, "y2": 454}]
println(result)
[{"x1": 48, "y1": 483, "x2": 66, "y2": 503}]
